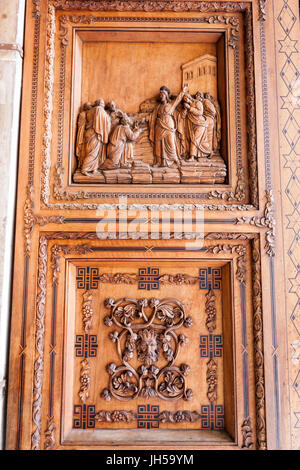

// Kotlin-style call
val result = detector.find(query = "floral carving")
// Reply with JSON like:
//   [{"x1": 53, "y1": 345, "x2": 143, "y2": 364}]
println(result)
[
  {"x1": 235, "y1": 190, "x2": 275, "y2": 257},
  {"x1": 82, "y1": 291, "x2": 93, "y2": 332},
  {"x1": 102, "y1": 297, "x2": 192, "y2": 401},
  {"x1": 79, "y1": 359, "x2": 91, "y2": 403}
]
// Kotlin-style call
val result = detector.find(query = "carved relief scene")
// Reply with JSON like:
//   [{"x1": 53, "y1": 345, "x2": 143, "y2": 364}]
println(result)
[{"x1": 72, "y1": 36, "x2": 227, "y2": 185}]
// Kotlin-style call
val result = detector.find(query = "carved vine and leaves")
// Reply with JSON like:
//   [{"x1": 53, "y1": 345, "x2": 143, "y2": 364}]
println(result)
[{"x1": 102, "y1": 297, "x2": 193, "y2": 401}]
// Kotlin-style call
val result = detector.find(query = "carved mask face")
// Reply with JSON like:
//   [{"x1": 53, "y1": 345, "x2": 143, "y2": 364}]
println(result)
[{"x1": 137, "y1": 329, "x2": 159, "y2": 366}]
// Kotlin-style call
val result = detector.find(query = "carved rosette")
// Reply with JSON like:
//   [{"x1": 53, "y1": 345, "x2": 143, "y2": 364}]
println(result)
[{"x1": 102, "y1": 297, "x2": 193, "y2": 401}]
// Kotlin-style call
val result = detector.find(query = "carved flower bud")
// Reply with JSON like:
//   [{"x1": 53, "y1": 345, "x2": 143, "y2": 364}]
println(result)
[
  {"x1": 138, "y1": 365, "x2": 148, "y2": 376},
  {"x1": 180, "y1": 364, "x2": 190, "y2": 376},
  {"x1": 149, "y1": 365, "x2": 159, "y2": 376},
  {"x1": 104, "y1": 315, "x2": 113, "y2": 327},
  {"x1": 104, "y1": 298, "x2": 115, "y2": 308},
  {"x1": 106, "y1": 363, "x2": 117, "y2": 375},
  {"x1": 178, "y1": 334, "x2": 189, "y2": 345},
  {"x1": 150, "y1": 298, "x2": 160, "y2": 307},
  {"x1": 101, "y1": 388, "x2": 112, "y2": 401},
  {"x1": 184, "y1": 316, "x2": 193, "y2": 328},
  {"x1": 185, "y1": 389, "x2": 193, "y2": 400},
  {"x1": 138, "y1": 298, "x2": 148, "y2": 308},
  {"x1": 109, "y1": 331, "x2": 119, "y2": 342}
]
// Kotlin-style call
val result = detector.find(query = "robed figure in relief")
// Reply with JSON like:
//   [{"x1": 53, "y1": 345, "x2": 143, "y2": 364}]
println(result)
[
  {"x1": 101, "y1": 114, "x2": 143, "y2": 169},
  {"x1": 81, "y1": 98, "x2": 111, "y2": 175},
  {"x1": 183, "y1": 94, "x2": 211, "y2": 160},
  {"x1": 149, "y1": 84, "x2": 188, "y2": 167}
]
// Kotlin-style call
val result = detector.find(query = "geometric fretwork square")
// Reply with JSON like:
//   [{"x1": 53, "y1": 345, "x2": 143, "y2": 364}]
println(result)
[
  {"x1": 138, "y1": 267, "x2": 160, "y2": 290},
  {"x1": 200, "y1": 403, "x2": 224, "y2": 430},
  {"x1": 75, "y1": 334, "x2": 98, "y2": 358},
  {"x1": 199, "y1": 334, "x2": 223, "y2": 358},
  {"x1": 73, "y1": 404, "x2": 95, "y2": 429},
  {"x1": 76, "y1": 266, "x2": 100, "y2": 290},
  {"x1": 137, "y1": 404, "x2": 160, "y2": 429},
  {"x1": 199, "y1": 267, "x2": 222, "y2": 290}
]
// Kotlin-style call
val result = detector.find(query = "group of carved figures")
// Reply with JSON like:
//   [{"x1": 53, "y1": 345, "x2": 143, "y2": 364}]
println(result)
[{"x1": 75, "y1": 85, "x2": 221, "y2": 175}]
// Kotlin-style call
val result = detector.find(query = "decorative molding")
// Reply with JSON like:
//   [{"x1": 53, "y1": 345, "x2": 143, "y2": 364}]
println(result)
[
  {"x1": 24, "y1": 186, "x2": 65, "y2": 256},
  {"x1": 236, "y1": 190, "x2": 276, "y2": 256},
  {"x1": 51, "y1": 1, "x2": 246, "y2": 12},
  {"x1": 44, "y1": 416, "x2": 56, "y2": 450},
  {"x1": 206, "y1": 243, "x2": 247, "y2": 284},
  {"x1": 241, "y1": 417, "x2": 254, "y2": 449},
  {"x1": 251, "y1": 236, "x2": 267, "y2": 450},
  {"x1": 29, "y1": 232, "x2": 265, "y2": 447}
]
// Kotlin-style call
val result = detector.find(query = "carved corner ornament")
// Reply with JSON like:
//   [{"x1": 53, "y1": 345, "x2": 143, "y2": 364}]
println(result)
[{"x1": 235, "y1": 190, "x2": 276, "y2": 257}]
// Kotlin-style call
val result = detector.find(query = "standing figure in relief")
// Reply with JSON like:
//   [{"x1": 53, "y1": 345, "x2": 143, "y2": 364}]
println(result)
[
  {"x1": 183, "y1": 94, "x2": 211, "y2": 160},
  {"x1": 101, "y1": 114, "x2": 143, "y2": 169},
  {"x1": 205, "y1": 93, "x2": 221, "y2": 155},
  {"x1": 202, "y1": 93, "x2": 218, "y2": 157},
  {"x1": 81, "y1": 98, "x2": 111, "y2": 175},
  {"x1": 149, "y1": 84, "x2": 188, "y2": 167},
  {"x1": 75, "y1": 102, "x2": 91, "y2": 170}
]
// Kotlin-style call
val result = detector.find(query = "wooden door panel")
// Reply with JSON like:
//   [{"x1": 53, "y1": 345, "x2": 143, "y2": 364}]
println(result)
[
  {"x1": 25, "y1": 237, "x2": 259, "y2": 450},
  {"x1": 6, "y1": 0, "x2": 282, "y2": 451}
]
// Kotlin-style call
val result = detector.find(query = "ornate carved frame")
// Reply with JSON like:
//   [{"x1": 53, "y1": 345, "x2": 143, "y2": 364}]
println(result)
[
  {"x1": 27, "y1": 1, "x2": 263, "y2": 212},
  {"x1": 27, "y1": 232, "x2": 266, "y2": 450}
]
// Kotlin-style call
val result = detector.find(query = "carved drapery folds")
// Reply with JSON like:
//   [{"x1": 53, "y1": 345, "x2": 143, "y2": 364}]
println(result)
[{"x1": 102, "y1": 297, "x2": 193, "y2": 401}]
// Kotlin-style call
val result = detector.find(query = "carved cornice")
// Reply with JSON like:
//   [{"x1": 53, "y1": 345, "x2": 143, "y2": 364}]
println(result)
[
  {"x1": 51, "y1": 1, "x2": 249, "y2": 13},
  {"x1": 31, "y1": 236, "x2": 48, "y2": 450}
]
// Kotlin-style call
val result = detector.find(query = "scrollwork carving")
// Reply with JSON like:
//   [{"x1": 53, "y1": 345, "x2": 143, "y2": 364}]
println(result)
[{"x1": 102, "y1": 297, "x2": 193, "y2": 401}]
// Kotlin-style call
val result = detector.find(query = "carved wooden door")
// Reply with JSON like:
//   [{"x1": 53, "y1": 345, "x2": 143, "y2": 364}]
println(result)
[{"x1": 6, "y1": 0, "x2": 283, "y2": 451}]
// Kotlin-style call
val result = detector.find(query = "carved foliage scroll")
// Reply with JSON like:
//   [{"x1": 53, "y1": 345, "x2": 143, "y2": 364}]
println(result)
[{"x1": 102, "y1": 297, "x2": 193, "y2": 401}]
